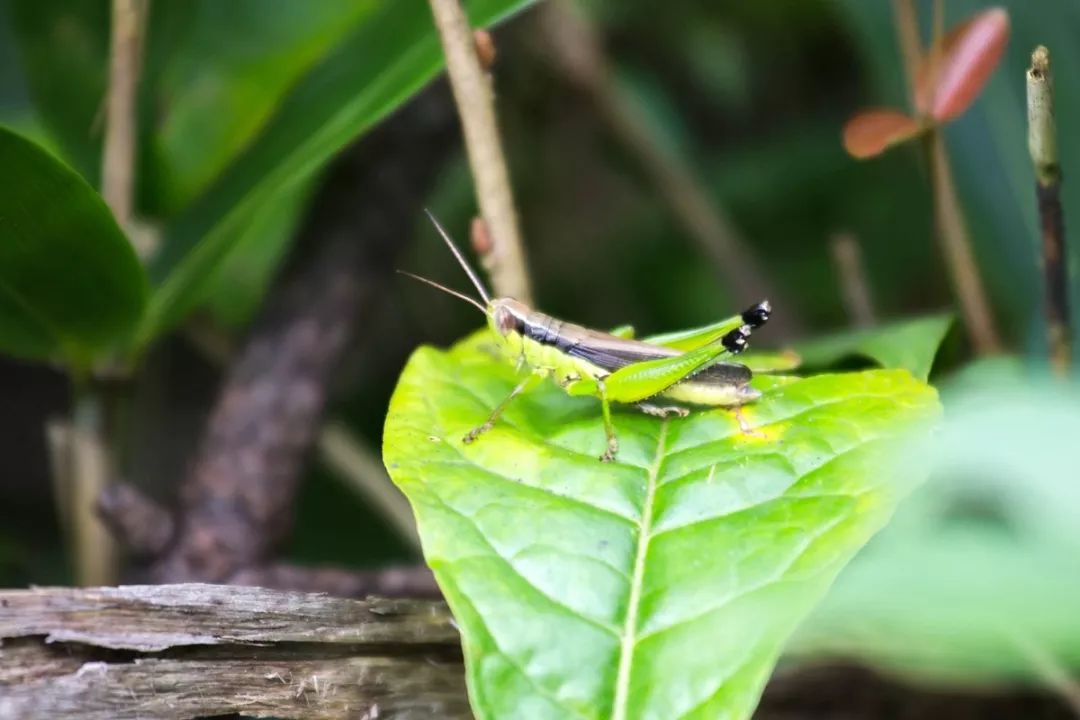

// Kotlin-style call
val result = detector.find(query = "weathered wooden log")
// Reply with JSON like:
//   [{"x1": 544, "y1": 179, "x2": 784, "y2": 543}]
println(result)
[{"x1": 0, "y1": 584, "x2": 468, "y2": 719}]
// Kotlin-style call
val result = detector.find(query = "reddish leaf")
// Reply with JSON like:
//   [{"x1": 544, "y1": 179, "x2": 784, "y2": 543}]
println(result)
[
  {"x1": 915, "y1": 8, "x2": 1010, "y2": 122},
  {"x1": 842, "y1": 109, "x2": 925, "y2": 159}
]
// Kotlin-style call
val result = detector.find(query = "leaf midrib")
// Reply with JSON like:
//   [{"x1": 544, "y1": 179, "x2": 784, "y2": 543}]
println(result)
[{"x1": 612, "y1": 421, "x2": 669, "y2": 720}]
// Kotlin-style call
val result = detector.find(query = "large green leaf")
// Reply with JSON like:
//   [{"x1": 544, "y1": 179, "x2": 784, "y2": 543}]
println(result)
[
  {"x1": 792, "y1": 314, "x2": 953, "y2": 381},
  {"x1": 384, "y1": 331, "x2": 940, "y2": 719},
  {"x1": 138, "y1": 0, "x2": 535, "y2": 346},
  {"x1": 0, "y1": 126, "x2": 147, "y2": 364}
]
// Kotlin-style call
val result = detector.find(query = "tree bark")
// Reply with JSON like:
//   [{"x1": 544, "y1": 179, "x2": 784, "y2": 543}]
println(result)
[{"x1": 0, "y1": 584, "x2": 465, "y2": 719}]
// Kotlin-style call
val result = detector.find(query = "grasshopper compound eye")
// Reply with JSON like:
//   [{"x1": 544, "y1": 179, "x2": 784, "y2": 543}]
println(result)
[{"x1": 493, "y1": 304, "x2": 518, "y2": 336}]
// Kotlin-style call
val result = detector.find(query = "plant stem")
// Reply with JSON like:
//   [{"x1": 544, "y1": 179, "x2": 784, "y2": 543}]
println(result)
[
  {"x1": 102, "y1": 0, "x2": 146, "y2": 235},
  {"x1": 428, "y1": 0, "x2": 532, "y2": 303},
  {"x1": 926, "y1": 132, "x2": 1002, "y2": 354},
  {"x1": 891, "y1": 0, "x2": 1002, "y2": 354},
  {"x1": 56, "y1": 0, "x2": 149, "y2": 585},
  {"x1": 830, "y1": 232, "x2": 877, "y2": 327},
  {"x1": 318, "y1": 422, "x2": 420, "y2": 550},
  {"x1": 1027, "y1": 46, "x2": 1070, "y2": 375},
  {"x1": 68, "y1": 388, "x2": 121, "y2": 585},
  {"x1": 891, "y1": 0, "x2": 922, "y2": 101}
]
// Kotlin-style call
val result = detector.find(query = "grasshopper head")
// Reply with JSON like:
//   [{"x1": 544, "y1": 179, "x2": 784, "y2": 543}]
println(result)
[{"x1": 489, "y1": 298, "x2": 530, "y2": 337}]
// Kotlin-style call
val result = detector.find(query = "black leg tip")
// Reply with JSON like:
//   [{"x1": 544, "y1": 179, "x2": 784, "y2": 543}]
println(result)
[
  {"x1": 741, "y1": 300, "x2": 772, "y2": 329},
  {"x1": 721, "y1": 326, "x2": 751, "y2": 354}
]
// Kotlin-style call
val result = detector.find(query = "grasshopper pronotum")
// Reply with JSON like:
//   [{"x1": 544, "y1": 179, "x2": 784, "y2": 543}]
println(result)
[{"x1": 404, "y1": 212, "x2": 770, "y2": 462}]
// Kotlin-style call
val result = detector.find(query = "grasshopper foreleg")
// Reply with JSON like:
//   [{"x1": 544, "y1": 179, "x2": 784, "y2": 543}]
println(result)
[
  {"x1": 636, "y1": 402, "x2": 690, "y2": 419},
  {"x1": 464, "y1": 374, "x2": 539, "y2": 445}
]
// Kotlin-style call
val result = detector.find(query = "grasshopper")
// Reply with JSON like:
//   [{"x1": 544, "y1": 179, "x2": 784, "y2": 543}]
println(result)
[{"x1": 404, "y1": 212, "x2": 771, "y2": 462}]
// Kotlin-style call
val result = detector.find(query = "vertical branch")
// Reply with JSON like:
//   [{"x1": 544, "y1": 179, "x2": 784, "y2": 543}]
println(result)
[
  {"x1": 1027, "y1": 46, "x2": 1070, "y2": 374},
  {"x1": 102, "y1": 0, "x2": 146, "y2": 231},
  {"x1": 68, "y1": 394, "x2": 118, "y2": 586},
  {"x1": 317, "y1": 423, "x2": 420, "y2": 550},
  {"x1": 428, "y1": 0, "x2": 532, "y2": 303},
  {"x1": 830, "y1": 233, "x2": 877, "y2": 327},
  {"x1": 891, "y1": 0, "x2": 921, "y2": 101},
  {"x1": 926, "y1": 134, "x2": 1002, "y2": 354},
  {"x1": 59, "y1": 0, "x2": 148, "y2": 586},
  {"x1": 891, "y1": 0, "x2": 1002, "y2": 354}
]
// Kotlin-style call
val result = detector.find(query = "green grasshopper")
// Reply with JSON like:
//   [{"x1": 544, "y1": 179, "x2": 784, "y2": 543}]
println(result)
[{"x1": 404, "y1": 212, "x2": 771, "y2": 462}]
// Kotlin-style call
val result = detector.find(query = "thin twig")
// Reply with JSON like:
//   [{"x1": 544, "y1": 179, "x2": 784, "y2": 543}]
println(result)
[
  {"x1": 428, "y1": 0, "x2": 532, "y2": 303},
  {"x1": 1001, "y1": 626, "x2": 1080, "y2": 716},
  {"x1": 891, "y1": 0, "x2": 922, "y2": 102},
  {"x1": 926, "y1": 134, "x2": 1002, "y2": 354},
  {"x1": 1027, "y1": 45, "x2": 1070, "y2": 375},
  {"x1": 101, "y1": 0, "x2": 146, "y2": 234},
  {"x1": 318, "y1": 422, "x2": 420, "y2": 550},
  {"x1": 891, "y1": 0, "x2": 1002, "y2": 354},
  {"x1": 537, "y1": 0, "x2": 797, "y2": 335},
  {"x1": 830, "y1": 233, "x2": 877, "y2": 327},
  {"x1": 68, "y1": 394, "x2": 119, "y2": 585},
  {"x1": 59, "y1": 0, "x2": 149, "y2": 587}
]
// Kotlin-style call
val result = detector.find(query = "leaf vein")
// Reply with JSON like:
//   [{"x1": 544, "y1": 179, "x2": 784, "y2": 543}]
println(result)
[
  {"x1": 611, "y1": 421, "x2": 669, "y2": 720},
  {"x1": 431, "y1": 497, "x2": 622, "y2": 636}
]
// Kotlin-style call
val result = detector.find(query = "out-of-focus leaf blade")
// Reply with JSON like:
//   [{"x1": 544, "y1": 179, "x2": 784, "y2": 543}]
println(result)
[
  {"x1": 915, "y1": 8, "x2": 1010, "y2": 122},
  {"x1": 150, "y1": 1, "x2": 377, "y2": 212},
  {"x1": 793, "y1": 369, "x2": 1080, "y2": 685},
  {"x1": 0, "y1": 126, "x2": 147, "y2": 363},
  {"x1": 842, "y1": 108, "x2": 924, "y2": 159},
  {"x1": 792, "y1": 314, "x2": 952, "y2": 380},
  {"x1": 200, "y1": 176, "x2": 316, "y2": 328},
  {"x1": 384, "y1": 330, "x2": 940, "y2": 719},
  {"x1": 7, "y1": 0, "x2": 108, "y2": 184},
  {"x1": 139, "y1": 0, "x2": 535, "y2": 346}
]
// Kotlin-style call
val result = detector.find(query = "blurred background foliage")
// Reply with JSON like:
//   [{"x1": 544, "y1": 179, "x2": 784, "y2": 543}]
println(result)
[{"x1": 0, "y1": 0, "x2": 1078, "y2": 702}]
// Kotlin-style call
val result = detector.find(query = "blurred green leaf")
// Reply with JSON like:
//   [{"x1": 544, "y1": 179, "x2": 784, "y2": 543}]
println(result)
[
  {"x1": 149, "y1": 1, "x2": 377, "y2": 212},
  {"x1": 7, "y1": 0, "x2": 108, "y2": 184},
  {"x1": 384, "y1": 330, "x2": 940, "y2": 719},
  {"x1": 793, "y1": 367, "x2": 1080, "y2": 686},
  {"x1": 200, "y1": 176, "x2": 316, "y2": 328},
  {"x1": 792, "y1": 314, "x2": 953, "y2": 381},
  {"x1": 0, "y1": 126, "x2": 146, "y2": 364},
  {"x1": 139, "y1": 0, "x2": 535, "y2": 347}
]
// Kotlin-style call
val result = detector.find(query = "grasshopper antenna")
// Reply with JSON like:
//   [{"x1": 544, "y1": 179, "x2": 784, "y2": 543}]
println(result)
[
  {"x1": 397, "y1": 271, "x2": 488, "y2": 313},
  {"x1": 423, "y1": 209, "x2": 492, "y2": 304}
]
